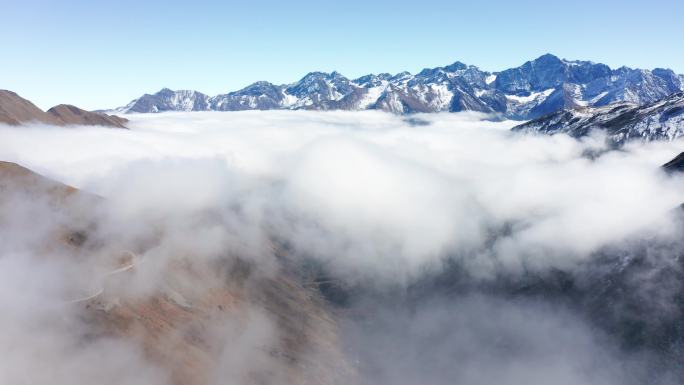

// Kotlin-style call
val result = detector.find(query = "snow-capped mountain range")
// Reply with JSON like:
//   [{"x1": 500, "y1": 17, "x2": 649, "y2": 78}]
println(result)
[
  {"x1": 113, "y1": 54, "x2": 684, "y2": 120},
  {"x1": 512, "y1": 92, "x2": 684, "y2": 144}
]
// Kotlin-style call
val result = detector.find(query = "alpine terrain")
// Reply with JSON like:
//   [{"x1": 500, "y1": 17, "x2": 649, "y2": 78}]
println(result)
[
  {"x1": 512, "y1": 92, "x2": 684, "y2": 143},
  {"x1": 112, "y1": 54, "x2": 684, "y2": 120}
]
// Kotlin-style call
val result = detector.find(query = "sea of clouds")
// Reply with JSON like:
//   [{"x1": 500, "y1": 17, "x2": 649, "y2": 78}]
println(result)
[
  {"x1": 1, "y1": 110, "x2": 683, "y2": 385},
  {"x1": 3, "y1": 111, "x2": 683, "y2": 277}
]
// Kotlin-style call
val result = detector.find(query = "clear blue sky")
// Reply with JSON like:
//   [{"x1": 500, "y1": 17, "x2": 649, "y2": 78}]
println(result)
[{"x1": 1, "y1": 0, "x2": 683, "y2": 110}]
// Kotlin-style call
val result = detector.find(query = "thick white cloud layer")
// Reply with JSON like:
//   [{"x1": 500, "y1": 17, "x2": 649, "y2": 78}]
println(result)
[
  {"x1": 1, "y1": 111, "x2": 682, "y2": 279},
  {"x1": 1, "y1": 111, "x2": 683, "y2": 385}
]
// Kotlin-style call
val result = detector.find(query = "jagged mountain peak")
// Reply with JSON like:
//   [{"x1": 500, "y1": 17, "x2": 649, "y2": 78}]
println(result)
[
  {"x1": 353, "y1": 73, "x2": 393, "y2": 88},
  {"x1": 296, "y1": 71, "x2": 347, "y2": 82},
  {"x1": 117, "y1": 88, "x2": 210, "y2": 113},
  {"x1": 229, "y1": 81, "x2": 279, "y2": 95},
  {"x1": 531, "y1": 53, "x2": 564, "y2": 64},
  {"x1": 444, "y1": 61, "x2": 469, "y2": 72},
  {"x1": 416, "y1": 61, "x2": 471, "y2": 77},
  {"x1": 391, "y1": 71, "x2": 413, "y2": 81},
  {"x1": 495, "y1": 54, "x2": 612, "y2": 95},
  {"x1": 112, "y1": 56, "x2": 684, "y2": 120},
  {"x1": 285, "y1": 71, "x2": 355, "y2": 106},
  {"x1": 529, "y1": 53, "x2": 595, "y2": 66},
  {"x1": 512, "y1": 91, "x2": 684, "y2": 144}
]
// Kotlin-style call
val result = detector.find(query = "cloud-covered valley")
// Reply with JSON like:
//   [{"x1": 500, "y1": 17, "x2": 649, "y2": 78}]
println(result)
[
  {"x1": 2, "y1": 111, "x2": 683, "y2": 277},
  {"x1": 1, "y1": 111, "x2": 684, "y2": 385}
]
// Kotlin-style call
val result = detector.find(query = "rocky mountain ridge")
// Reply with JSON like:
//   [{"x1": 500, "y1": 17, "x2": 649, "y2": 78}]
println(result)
[
  {"x1": 113, "y1": 54, "x2": 684, "y2": 120},
  {"x1": 512, "y1": 92, "x2": 684, "y2": 143}
]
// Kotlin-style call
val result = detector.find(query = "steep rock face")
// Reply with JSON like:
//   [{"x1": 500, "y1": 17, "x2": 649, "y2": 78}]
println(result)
[
  {"x1": 511, "y1": 92, "x2": 684, "y2": 144},
  {"x1": 493, "y1": 54, "x2": 612, "y2": 94},
  {"x1": 112, "y1": 55, "x2": 684, "y2": 120},
  {"x1": 662, "y1": 152, "x2": 684, "y2": 173},
  {"x1": 374, "y1": 63, "x2": 491, "y2": 114},
  {"x1": 284, "y1": 71, "x2": 357, "y2": 109},
  {"x1": 353, "y1": 73, "x2": 393, "y2": 88}
]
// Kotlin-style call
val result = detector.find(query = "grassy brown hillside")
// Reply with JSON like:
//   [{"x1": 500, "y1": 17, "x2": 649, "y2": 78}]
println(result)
[
  {"x1": 0, "y1": 90, "x2": 128, "y2": 128},
  {"x1": 0, "y1": 90, "x2": 62, "y2": 125},
  {"x1": 0, "y1": 161, "x2": 353, "y2": 385},
  {"x1": 47, "y1": 104, "x2": 129, "y2": 128}
]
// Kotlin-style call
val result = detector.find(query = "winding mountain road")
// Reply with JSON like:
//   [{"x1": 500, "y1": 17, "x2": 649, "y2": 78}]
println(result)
[{"x1": 65, "y1": 251, "x2": 142, "y2": 304}]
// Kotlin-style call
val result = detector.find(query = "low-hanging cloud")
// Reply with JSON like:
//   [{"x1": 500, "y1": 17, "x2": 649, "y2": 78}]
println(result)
[
  {"x1": 2, "y1": 110, "x2": 681, "y2": 279},
  {"x1": 1, "y1": 110, "x2": 684, "y2": 384}
]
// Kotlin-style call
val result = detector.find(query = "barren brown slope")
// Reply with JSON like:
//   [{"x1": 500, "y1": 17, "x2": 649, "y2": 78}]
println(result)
[
  {"x1": 0, "y1": 160, "x2": 78, "y2": 200},
  {"x1": 90, "y1": 258, "x2": 354, "y2": 385},
  {"x1": 0, "y1": 161, "x2": 354, "y2": 385},
  {"x1": 0, "y1": 90, "x2": 62, "y2": 125},
  {"x1": 47, "y1": 104, "x2": 129, "y2": 128},
  {"x1": 0, "y1": 89, "x2": 128, "y2": 128},
  {"x1": 0, "y1": 161, "x2": 100, "y2": 249}
]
